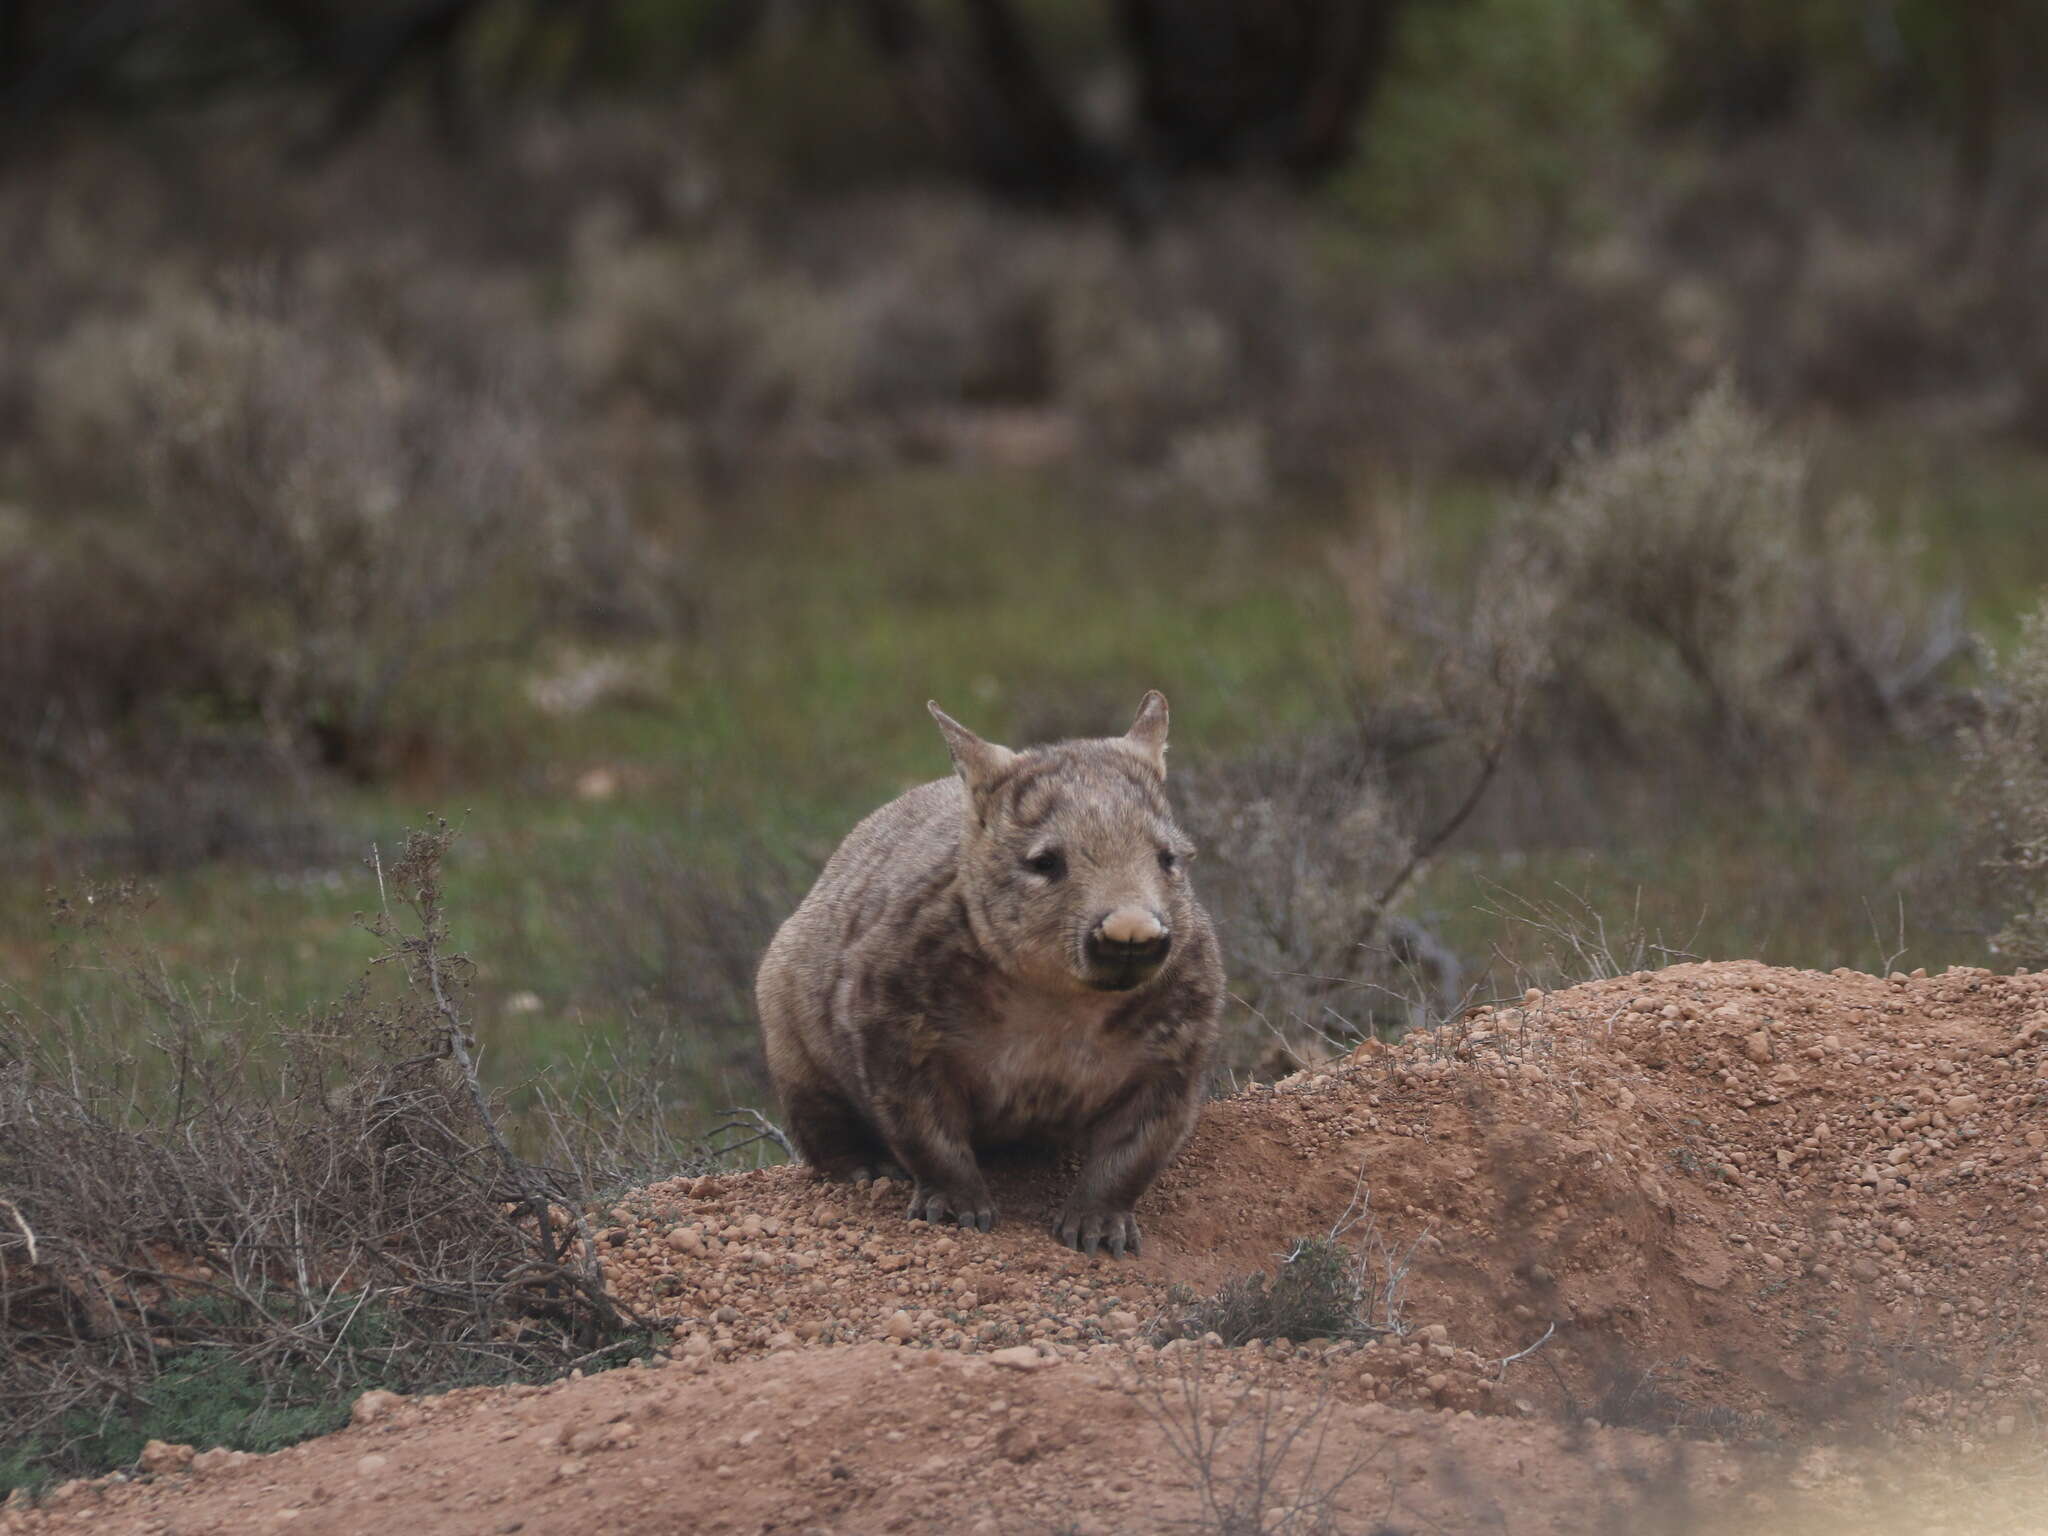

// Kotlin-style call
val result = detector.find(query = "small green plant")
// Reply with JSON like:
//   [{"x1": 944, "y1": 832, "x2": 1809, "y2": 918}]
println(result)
[
  {"x1": 1162, "y1": 1237, "x2": 1370, "y2": 1348},
  {"x1": 1159, "y1": 1180, "x2": 1424, "y2": 1348}
]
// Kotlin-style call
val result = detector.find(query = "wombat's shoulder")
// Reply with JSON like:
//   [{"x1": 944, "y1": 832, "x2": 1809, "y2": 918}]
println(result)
[
  {"x1": 810, "y1": 776, "x2": 964, "y2": 890},
  {"x1": 764, "y1": 778, "x2": 971, "y2": 974}
]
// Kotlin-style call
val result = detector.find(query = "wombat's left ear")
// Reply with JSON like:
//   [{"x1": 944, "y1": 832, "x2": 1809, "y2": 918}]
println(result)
[
  {"x1": 929, "y1": 701, "x2": 1016, "y2": 796},
  {"x1": 1123, "y1": 690, "x2": 1169, "y2": 777}
]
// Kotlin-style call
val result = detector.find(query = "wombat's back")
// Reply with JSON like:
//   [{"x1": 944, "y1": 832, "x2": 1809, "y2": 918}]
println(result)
[{"x1": 755, "y1": 777, "x2": 968, "y2": 1137}]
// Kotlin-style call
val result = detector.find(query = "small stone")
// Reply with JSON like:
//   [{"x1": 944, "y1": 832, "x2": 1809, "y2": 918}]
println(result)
[
  {"x1": 350, "y1": 1389, "x2": 407, "y2": 1427},
  {"x1": 885, "y1": 1310, "x2": 917, "y2": 1341},
  {"x1": 139, "y1": 1440, "x2": 196, "y2": 1475},
  {"x1": 1743, "y1": 1031, "x2": 1773, "y2": 1064},
  {"x1": 989, "y1": 1345, "x2": 1051, "y2": 1372},
  {"x1": 356, "y1": 1454, "x2": 390, "y2": 1478}
]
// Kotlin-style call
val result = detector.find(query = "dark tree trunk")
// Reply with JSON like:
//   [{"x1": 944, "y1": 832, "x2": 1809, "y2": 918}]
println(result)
[
  {"x1": 850, "y1": 0, "x2": 1095, "y2": 200},
  {"x1": 1117, "y1": 0, "x2": 1403, "y2": 177}
]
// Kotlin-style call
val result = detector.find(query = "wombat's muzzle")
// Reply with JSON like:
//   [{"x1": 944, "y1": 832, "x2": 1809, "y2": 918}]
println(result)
[{"x1": 1082, "y1": 912, "x2": 1172, "y2": 990}]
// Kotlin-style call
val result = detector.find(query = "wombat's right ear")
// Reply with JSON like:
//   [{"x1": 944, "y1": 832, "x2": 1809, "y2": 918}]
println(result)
[
  {"x1": 1122, "y1": 689, "x2": 1169, "y2": 777},
  {"x1": 928, "y1": 702, "x2": 1016, "y2": 797}
]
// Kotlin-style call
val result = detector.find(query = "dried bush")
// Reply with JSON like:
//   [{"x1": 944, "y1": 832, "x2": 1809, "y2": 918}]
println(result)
[
  {"x1": 1513, "y1": 383, "x2": 1969, "y2": 759},
  {"x1": 560, "y1": 826, "x2": 812, "y2": 1108},
  {"x1": 0, "y1": 825, "x2": 661, "y2": 1491},
  {"x1": 1962, "y1": 598, "x2": 2048, "y2": 967},
  {"x1": 5, "y1": 276, "x2": 670, "y2": 790},
  {"x1": 1182, "y1": 734, "x2": 1439, "y2": 1068},
  {"x1": 1190, "y1": 513, "x2": 1546, "y2": 1067},
  {"x1": 1137, "y1": 1360, "x2": 1367, "y2": 1536}
]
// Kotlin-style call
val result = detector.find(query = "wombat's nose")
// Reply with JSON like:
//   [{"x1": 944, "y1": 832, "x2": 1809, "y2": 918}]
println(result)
[{"x1": 1087, "y1": 908, "x2": 1172, "y2": 969}]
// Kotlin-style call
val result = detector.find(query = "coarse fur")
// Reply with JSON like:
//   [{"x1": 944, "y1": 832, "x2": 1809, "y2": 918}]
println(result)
[{"x1": 756, "y1": 691, "x2": 1224, "y2": 1254}]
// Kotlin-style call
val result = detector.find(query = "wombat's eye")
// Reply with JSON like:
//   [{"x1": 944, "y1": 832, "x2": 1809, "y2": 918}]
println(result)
[
  {"x1": 1158, "y1": 850, "x2": 1180, "y2": 874},
  {"x1": 1024, "y1": 850, "x2": 1066, "y2": 879}
]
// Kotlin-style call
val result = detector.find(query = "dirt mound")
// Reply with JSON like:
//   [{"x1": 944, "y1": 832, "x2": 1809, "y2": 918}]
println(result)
[
  {"x1": 593, "y1": 959, "x2": 2048, "y2": 1440},
  {"x1": 13, "y1": 962, "x2": 2048, "y2": 1534}
]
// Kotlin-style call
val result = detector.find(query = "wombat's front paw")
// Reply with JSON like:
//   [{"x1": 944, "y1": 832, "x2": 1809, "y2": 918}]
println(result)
[
  {"x1": 1053, "y1": 1206, "x2": 1141, "y2": 1257},
  {"x1": 907, "y1": 1184, "x2": 996, "y2": 1233}
]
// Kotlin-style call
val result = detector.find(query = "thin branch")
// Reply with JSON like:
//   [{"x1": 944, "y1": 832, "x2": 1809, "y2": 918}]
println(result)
[
  {"x1": 1495, "y1": 1320, "x2": 1556, "y2": 1380},
  {"x1": 0, "y1": 1197, "x2": 39, "y2": 1266}
]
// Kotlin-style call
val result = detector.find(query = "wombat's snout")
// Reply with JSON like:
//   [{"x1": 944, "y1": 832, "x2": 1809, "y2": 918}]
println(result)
[{"x1": 1083, "y1": 907, "x2": 1172, "y2": 988}]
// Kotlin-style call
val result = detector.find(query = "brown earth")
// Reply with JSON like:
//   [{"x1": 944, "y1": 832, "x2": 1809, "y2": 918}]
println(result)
[{"x1": 13, "y1": 961, "x2": 2048, "y2": 1534}]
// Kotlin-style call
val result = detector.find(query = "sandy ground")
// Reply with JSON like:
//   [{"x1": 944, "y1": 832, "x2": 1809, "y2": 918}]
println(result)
[{"x1": 13, "y1": 961, "x2": 2048, "y2": 1534}]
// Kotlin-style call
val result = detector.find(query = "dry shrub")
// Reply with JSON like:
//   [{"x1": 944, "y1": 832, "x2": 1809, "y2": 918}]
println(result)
[
  {"x1": 1962, "y1": 598, "x2": 2048, "y2": 967},
  {"x1": 1510, "y1": 383, "x2": 1969, "y2": 759},
  {"x1": 1137, "y1": 1359, "x2": 1368, "y2": 1536},
  {"x1": 6, "y1": 276, "x2": 670, "y2": 791},
  {"x1": 0, "y1": 826, "x2": 659, "y2": 1489},
  {"x1": 1182, "y1": 734, "x2": 1441, "y2": 1069},
  {"x1": 560, "y1": 826, "x2": 811, "y2": 1106},
  {"x1": 1193, "y1": 503, "x2": 1551, "y2": 1068}
]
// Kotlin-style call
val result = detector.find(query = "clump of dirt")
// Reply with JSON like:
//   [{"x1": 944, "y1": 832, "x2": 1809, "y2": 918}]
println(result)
[{"x1": 13, "y1": 962, "x2": 2048, "y2": 1534}]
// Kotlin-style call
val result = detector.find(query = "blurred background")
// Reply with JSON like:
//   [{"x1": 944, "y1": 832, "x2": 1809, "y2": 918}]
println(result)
[{"x1": 5, "y1": 0, "x2": 2048, "y2": 1136}]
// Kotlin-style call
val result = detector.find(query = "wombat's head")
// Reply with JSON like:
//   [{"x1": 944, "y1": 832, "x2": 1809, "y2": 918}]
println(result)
[{"x1": 928, "y1": 691, "x2": 1198, "y2": 994}]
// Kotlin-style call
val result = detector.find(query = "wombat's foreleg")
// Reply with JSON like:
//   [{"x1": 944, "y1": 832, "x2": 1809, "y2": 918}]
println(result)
[
  {"x1": 781, "y1": 1083, "x2": 900, "y2": 1183},
  {"x1": 1054, "y1": 1074, "x2": 1199, "y2": 1257},
  {"x1": 869, "y1": 1075, "x2": 998, "y2": 1233}
]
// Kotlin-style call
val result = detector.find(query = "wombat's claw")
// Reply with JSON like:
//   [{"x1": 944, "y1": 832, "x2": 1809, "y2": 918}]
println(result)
[
  {"x1": 1053, "y1": 1208, "x2": 1141, "y2": 1258},
  {"x1": 907, "y1": 1185, "x2": 995, "y2": 1232}
]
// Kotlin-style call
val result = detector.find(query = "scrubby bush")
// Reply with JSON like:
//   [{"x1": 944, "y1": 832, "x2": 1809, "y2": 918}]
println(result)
[
  {"x1": 6, "y1": 277, "x2": 671, "y2": 794},
  {"x1": 1183, "y1": 734, "x2": 1451, "y2": 1069},
  {"x1": 1962, "y1": 598, "x2": 2048, "y2": 967},
  {"x1": 1157, "y1": 1196, "x2": 1423, "y2": 1347},
  {"x1": 1513, "y1": 383, "x2": 1969, "y2": 758},
  {"x1": 1159, "y1": 1236, "x2": 1373, "y2": 1348},
  {"x1": 0, "y1": 827, "x2": 660, "y2": 1492}
]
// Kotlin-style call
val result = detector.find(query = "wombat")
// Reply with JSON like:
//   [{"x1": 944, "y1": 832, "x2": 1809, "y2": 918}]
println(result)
[{"x1": 756, "y1": 691, "x2": 1223, "y2": 1255}]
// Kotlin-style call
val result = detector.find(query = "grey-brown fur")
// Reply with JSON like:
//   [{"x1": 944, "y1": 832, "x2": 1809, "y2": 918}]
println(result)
[{"x1": 756, "y1": 691, "x2": 1223, "y2": 1255}]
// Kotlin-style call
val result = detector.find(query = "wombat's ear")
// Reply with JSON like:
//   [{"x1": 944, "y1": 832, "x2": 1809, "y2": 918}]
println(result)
[
  {"x1": 1122, "y1": 689, "x2": 1170, "y2": 777},
  {"x1": 928, "y1": 701, "x2": 1015, "y2": 797}
]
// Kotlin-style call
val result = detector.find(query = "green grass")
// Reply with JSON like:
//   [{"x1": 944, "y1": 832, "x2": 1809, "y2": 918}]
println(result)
[
  {"x1": 0, "y1": 1295, "x2": 665, "y2": 1496},
  {"x1": 2, "y1": 454, "x2": 2041, "y2": 1122}
]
